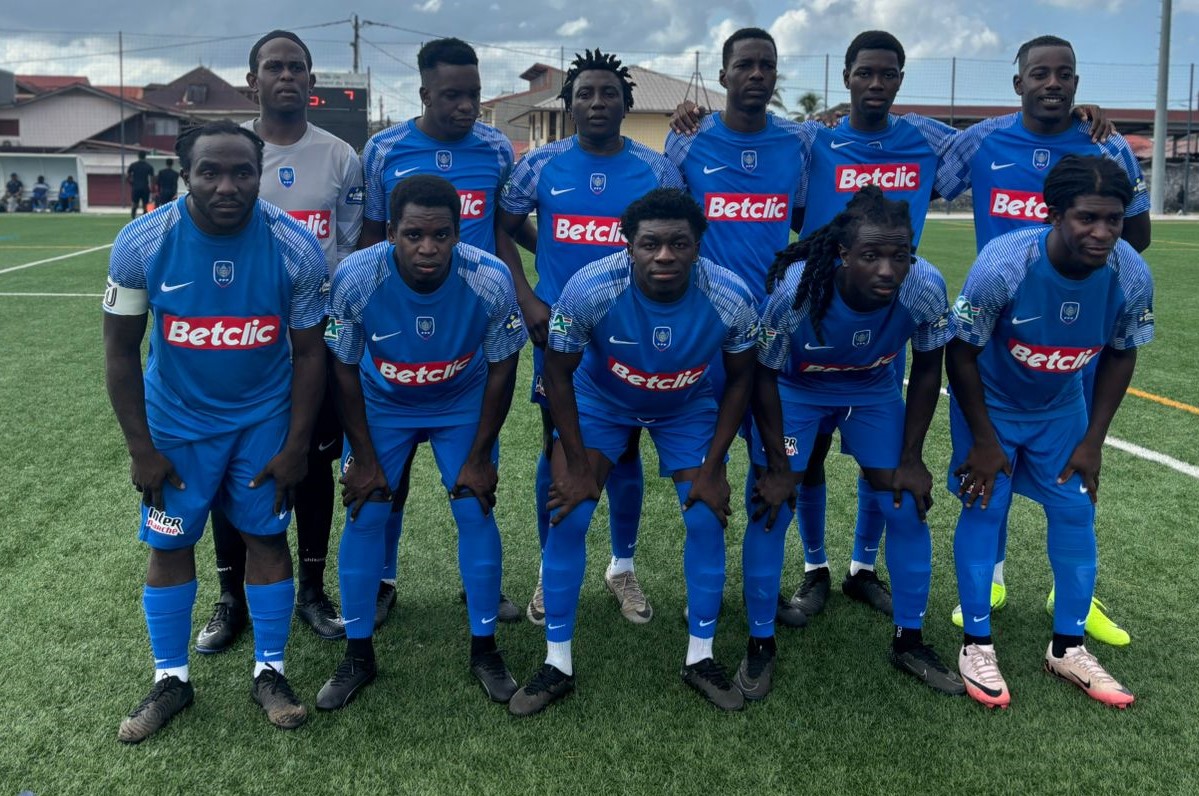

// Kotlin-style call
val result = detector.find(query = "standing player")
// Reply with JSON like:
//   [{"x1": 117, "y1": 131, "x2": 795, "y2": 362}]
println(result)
[
  {"x1": 498, "y1": 49, "x2": 684, "y2": 626},
  {"x1": 948, "y1": 156, "x2": 1151, "y2": 708},
  {"x1": 104, "y1": 121, "x2": 327, "y2": 742},
  {"x1": 360, "y1": 37, "x2": 521, "y2": 624},
  {"x1": 939, "y1": 35, "x2": 1150, "y2": 643},
  {"x1": 750, "y1": 187, "x2": 961, "y2": 699},
  {"x1": 127, "y1": 152, "x2": 156, "y2": 218},
  {"x1": 318, "y1": 175, "x2": 526, "y2": 709},
  {"x1": 508, "y1": 189, "x2": 759, "y2": 716},
  {"x1": 155, "y1": 159, "x2": 181, "y2": 208},
  {"x1": 195, "y1": 30, "x2": 365, "y2": 654}
]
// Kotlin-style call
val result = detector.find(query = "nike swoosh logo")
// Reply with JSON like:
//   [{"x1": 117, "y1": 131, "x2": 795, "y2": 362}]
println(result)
[
  {"x1": 702, "y1": 165, "x2": 728, "y2": 174},
  {"x1": 549, "y1": 187, "x2": 575, "y2": 195},
  {"x1": 608, "y1": 336, "x2": 638, "y2": 345},
  {"x1": 627, "y1": 542, "x2": 636, "y2": 550},
  {"x1": 394, "y1": 167, "x2": 419, "y2": 178},
  {"x1": 1075, "y1": 618, "x2": 1087, "y2": 626},
  {"x1": 698, "y1": 618, "x2": 716, "y2": 627},
  {"x1": 342, "y1": 617, "x2": 360, "y2": 625},
  {"x1": 1079, "y1": 485, "x2": 1089, "y2": 494},
  {"x1": 547, "y1": 622, "x2": 566, "y2": 630},
  {"x1": 318, "y1": 439, "x2": 337, "y2": 452},
  {"x1": 972, "y1": 615, "x2": 988, "y2": 623},
  {"x1": 864, "y1": 545, "x2": 879, "y2": 552},
  {"x1": 263, "y1": 650, "x2": 282, "y2": 657},
  {"x1": 160, "y1": 281, "x2": 193, "y2": 292},
  {"x1": 1070, "y1": 672, "x2": 1091, "y2": 688},
  {"x1": 804, "y1": 343, "x2": 833, "y2": 350},
  {"x1": 964, "y1": 675, "x2": 1004, "y2": 698},
  {"x1": 372, "y1": 331, "x2": 403, "y2": 341},
  {"x1": 481, "y1": 616, "x2": 496, "y2": 625},
  {"x1": 754, "y1": 619, "x2": 773, "y2": 626},
  {"x1": 990, "y1": 162, "x2": 1016, "y2": 170},
  {"x1": 807, "y1": 547, "x2": 821, "y2": 553},
  {"x1": 154, "y1": 659, "x2": 170, "y2": 665},
  {"x1": 1011, "y1": 316, "x2": 1040, "y2": 325},
  {"x1": 830, "y1": 141, "x2": 853, "y2": 149}
]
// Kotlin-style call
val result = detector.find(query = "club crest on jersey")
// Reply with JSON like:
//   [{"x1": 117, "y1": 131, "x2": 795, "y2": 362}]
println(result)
[
  {"x1": 278, "y1": 167, "x2": 295, "y2": 188},
  {"x1": 653, "y1": 326, "x2": 672, "y2": 351},
  {"x1": 436, "y1": 150, "x2": 452, "y2": 171},
  {"x1": 741, "y1": 150, "x2": 758, "y2": 172},
  {"x1": 590, "y1": 173, "x2": 607, "y2": 194},
  {"x1": 1060, "y1": 302, "x2": 1080, "y2": 324},
  {"x1": 416, "y1": 316, "x2": 435, "y2": 339},
  {"x1": 1033, "y1": 148, "x2": 1051, "y2": 170},
  {"x1": 213, "y1": 260, "x2": 234, "y2": 288},
  {"x1": 852, "y1": 329, "x2": 872, "y2": 347}
]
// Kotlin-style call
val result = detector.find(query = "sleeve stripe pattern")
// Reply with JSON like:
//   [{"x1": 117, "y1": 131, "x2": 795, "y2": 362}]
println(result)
[
  {"x1": 693, "y1": 259, "x2": 760, "y2": 353},
  {"x1": 549, "y1": 251, "x2": 631, "y2": 354},
  {"x1": 898, "y1": 258, "x2": 950, "y2": 352},
  {"x1": 455, "y1": 244, "x2": 527, "y2": 362},
  {"x1": 109, "y1": 203, "x2": 185, "y2": 289}
]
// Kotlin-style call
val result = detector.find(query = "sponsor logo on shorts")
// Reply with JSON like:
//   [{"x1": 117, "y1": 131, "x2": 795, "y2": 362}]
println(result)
[
  {"x1": 799, "y1": 352, "x2": 898, "y2": 373},
  {"x1": 287, "y1": 209, "x2": 331, "y2": 239},
  {"x1": 146, "y1": 507, "x2": 184, "y2": 536},
  {"x1": 458, "y1": 190, "x2": 486, "y2": 219},
  {"x1": 784, "y1": 436, "x2": 798, "y2": 457},
  {"x1": 552, "y1": 214, "x2": 625, "y2": 245},
  {"x1": 164, "y1": 315, "x2": 281, "y2": 349},
  {"x1": 989, "y1": 188, "x2": 1047, "y2": 220},
  {"x1": 373, "y1": 352, "x2": 474, "y2": 386},
  {"x1": 1007, "y1": 340, "x2": 1101, "y2": 372},
  {"x1": 608, "y1": 358, "x2": 707, "y2": 391},
  {"x1": 703, "y1": 193, "x2": 789, "y2": 222},
  {"x1": 834, "y1": 163, "x2": 920, "y2": 192}
]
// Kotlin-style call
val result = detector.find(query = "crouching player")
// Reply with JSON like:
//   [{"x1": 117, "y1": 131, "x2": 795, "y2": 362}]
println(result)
[
  {"x1": 509, "y1": 188, "x2": 760, "y2": 715},
  {"x1": 104, "y1": 121, "x2": 328, "y2": 742},
  {"x1": 750, "y1": 186, "x2": 962, "y2": 698},
  {"x1": 317, "y1": 175, "x2": 526, "y2": 709},
  {"x1": 949, "y1": 155, "x2": 1152, "y2": 709}
]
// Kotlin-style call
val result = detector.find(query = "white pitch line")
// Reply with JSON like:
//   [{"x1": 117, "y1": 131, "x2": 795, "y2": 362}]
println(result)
[
  {"x1": 0, "y1": 243, "x2": 113, "y2": 276},
  {"x1": 0, "y1": 292, "x2": 103, "y2": 297}
]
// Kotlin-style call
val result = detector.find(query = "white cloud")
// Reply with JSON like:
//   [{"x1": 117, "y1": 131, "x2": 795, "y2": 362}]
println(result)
[
  {"x1": 555, "y1": 17, "x2": 590, "y2": 37},
  {"x1": 414, "y1": 0, "x2": 442, "y2": 12}
]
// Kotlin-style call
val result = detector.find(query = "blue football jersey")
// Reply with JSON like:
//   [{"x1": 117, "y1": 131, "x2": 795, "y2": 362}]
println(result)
[
  {"x1": 758, "y1": 256, "x2": 949, "y2": 405},
  {"x1": 326, "y1": 241, "x2": 527, "y2": 429},
  {"x1": 362, "y1": 120, "x2": 514, "y2": 252},
  {"x1": 549, "y1": 252, "x2": 759, "y2": 418},
  {"x1": 796, "y1": 114, "x2": 957, "y2": 246},
  {"x1": 939, "y1": 113, "x2": 1149, "y2": 251},
  {"x1": 500, "y1": 136, "x2": 683, "y2": 304},
  {"x1": 666, "y1": 113, "x2": 811, "y2": 303},
  {"x1": 106, "y1": 197, "x2": 328, "y2": 444},
  {"x1": 949, "y1": 226, "x2": 1154, "y2": 419}
]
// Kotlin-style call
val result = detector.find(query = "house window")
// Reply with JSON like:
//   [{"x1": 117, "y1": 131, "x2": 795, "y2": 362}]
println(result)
[
  {"x1": 0, "y1": 119, "x2": 18, "y2": 136},
  {"x1": 146, "y1": 117, "x2": 179, "y2": 136},
  {"x1": 184, "y1": 84, "x2": 208, "y2": 104}
]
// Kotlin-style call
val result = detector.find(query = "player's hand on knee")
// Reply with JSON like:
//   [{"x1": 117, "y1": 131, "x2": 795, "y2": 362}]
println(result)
[
  {"x1": 453, "y1": 458, "x2": 499, "y2": 515},
  {"x1": 669, "y1": 100, "x2": 707, "y2": 135},
  {"x1": 683, "y1": 464, "x2": 732, "y2": 528},
  {"x1": 130, "y1": 449, "x2": 185, "y2": 511},
  {"x1": 890, "y1": 457, "x2": 934, "y2": 521},
  {"x1": 750, "y1": 467, "x2": 797, "y2": 530},
  {"x1": 954, "y1": 442, "x2": 1011, "y2": 510},
  {"x1": 250, "y1": 447, "x2": 308, "y2": 514},
  {"x1": 547, "y1": 467, "x2": 600, "y2": 525},
  {"x1": 1058, "y1": 440, "x2": 1102, "y2": 505},
  {"x1": 340, "y1": 458, "x2": 391, "y2": 521}
]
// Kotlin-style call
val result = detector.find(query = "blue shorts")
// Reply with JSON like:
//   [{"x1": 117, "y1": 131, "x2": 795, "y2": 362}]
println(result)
[
  {"x1": 946, "y1": 396, "x2": 1091, "y2": 509},
  {"x1": 575, "y1": 401, "x2": 718, "y2": 477},
  {"x1": 530, "y1": 346, "x2": 548, "y2": 407},
  {"x1": 750, "y1": 397, "x2": 904, "y2": 472},
  {"x1": 824, "y1": 350, "x2": 906, "y2": 454},
  {"x1": 342, "y1": 422, "x2": 498, "y2": 495},
  {"x1": 138, "y1": 412, "x2": 291, "y2": 550}
]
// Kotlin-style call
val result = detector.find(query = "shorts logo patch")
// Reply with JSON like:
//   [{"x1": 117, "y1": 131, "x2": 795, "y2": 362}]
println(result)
[
  {"x1": 952, "y1": 295, "x2": 978, "y2": 325},
  {"x1": 784, "y1": 436, "x2": 798, "y2": 457},
  {"x1": 590, "y1": 172, "x2": 607, "y2": 195},
  {"x1": 146, "y1": 507, "x2": 184, "y2": 536},
  {"x1": 278, "y1": 166, "x2": 295, "y2": 188},
  {"x1": 741, "y1": 150, "x2": 758, "y2": 172},
  {"x1": 213, "y1": 260, "x2": 234, "y2": 288},
  {"x1": 342, "y1": 453, "x2": 354, "y2": 475},
  {"x1": 416, "y1": 316, "x2": 435, "y2": 339},
  {"x1": 653, "y1": 326, "x2": 672, "y2": 351},
  {"x1": 852, "y1": 329, "x2": 872, "y2": 347},
  {"x1": 436, "y1": 150, "x2": 453, "y2": 171},
  {"x1": 1060, "y1": 301, "x2": 1080, "y2": 324},
  {"x1": 1032, "y1": 148, "x2": 1051, "y2": 170},
  {"x1": 534, "y1": 375, "x2": 546, "y2": 397}
]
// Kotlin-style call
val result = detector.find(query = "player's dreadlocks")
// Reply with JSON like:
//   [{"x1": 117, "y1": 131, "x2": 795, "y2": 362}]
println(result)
[
  {"x1": 764, "y1": 185, "x2": 912, "y2": 343},
  {"x1": 175, "y1": 119, "x2": 265, "y2": 174},
  {"x1": 1043, "y1": 154, "x2": 1133, "y2": 214},
  {"x1": 559, "y1": 49, "x2": 635, "y2": 111}
]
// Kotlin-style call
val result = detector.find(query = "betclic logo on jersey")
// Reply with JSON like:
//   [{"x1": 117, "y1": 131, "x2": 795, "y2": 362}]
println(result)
[
  {"x1": 703, "y1": 193, "x2": 789, "y2": 222},
  {"x1": 457, "y1": 191, "x2": 486, "y2": 219},
  {"x1": 989, "y1": 189, "x2": 1047, "y2": 221},
  {"x1": 799, "y1": 352, "x2": 898, "y2": 373},
  {"x1": 608, "y1": 357, "x2": 707, "y2": 391},
  {"x1": 552, "y1": 214, "x2": 626, "y2": 245},
  {"x1": 287, "y1": 209, "x2": 331, "y2": 239},
  {"x1": 1007, "y1": 340, "x2": 1101, "y2": 372},
  {"x1": 834, "y1": 163, "x2": 920, "y2": 192},
  {"x1": 163, "y1": 314, "x2": 282, "y2": 349},
  {"x1": 373, "y1": 352, "x2": 475, "y2": 385}
]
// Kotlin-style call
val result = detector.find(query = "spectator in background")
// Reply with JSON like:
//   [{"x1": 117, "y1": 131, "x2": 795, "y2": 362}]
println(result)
[
  {"x1": 127, "y1": 151, "x2": 155, "y2": 218},
  {"x1": 4, "y1": 173, "x2": 22, "y2": 213},
  {"x1": 32, "y1": 176, "x2": 50, "y2": 212},
  {"x1": 56, "y1": 176, "x2": 80, "y2": 212},
  {"x1": 156, "y1": 158, "x2": 180, "y2": 207}
]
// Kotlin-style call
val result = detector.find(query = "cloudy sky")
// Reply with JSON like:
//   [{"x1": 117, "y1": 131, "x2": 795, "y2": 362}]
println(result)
[{"x1": 2, "y1": 0, "x2": 1198, "y2": 120}]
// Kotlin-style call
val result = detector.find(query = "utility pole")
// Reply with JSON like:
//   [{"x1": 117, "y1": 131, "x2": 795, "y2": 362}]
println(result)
[
  {"x1": 1151, "y1": 0, "x2": 1172, "y2": 214},
  {"x1": 352, "y1": 15, "x2": 360, "y2": 73}
]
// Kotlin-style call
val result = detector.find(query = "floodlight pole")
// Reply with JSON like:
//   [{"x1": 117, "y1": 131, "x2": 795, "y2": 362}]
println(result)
[{"x1": 1151, "y1": 0, "x2": 1172, "y2": 215}]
